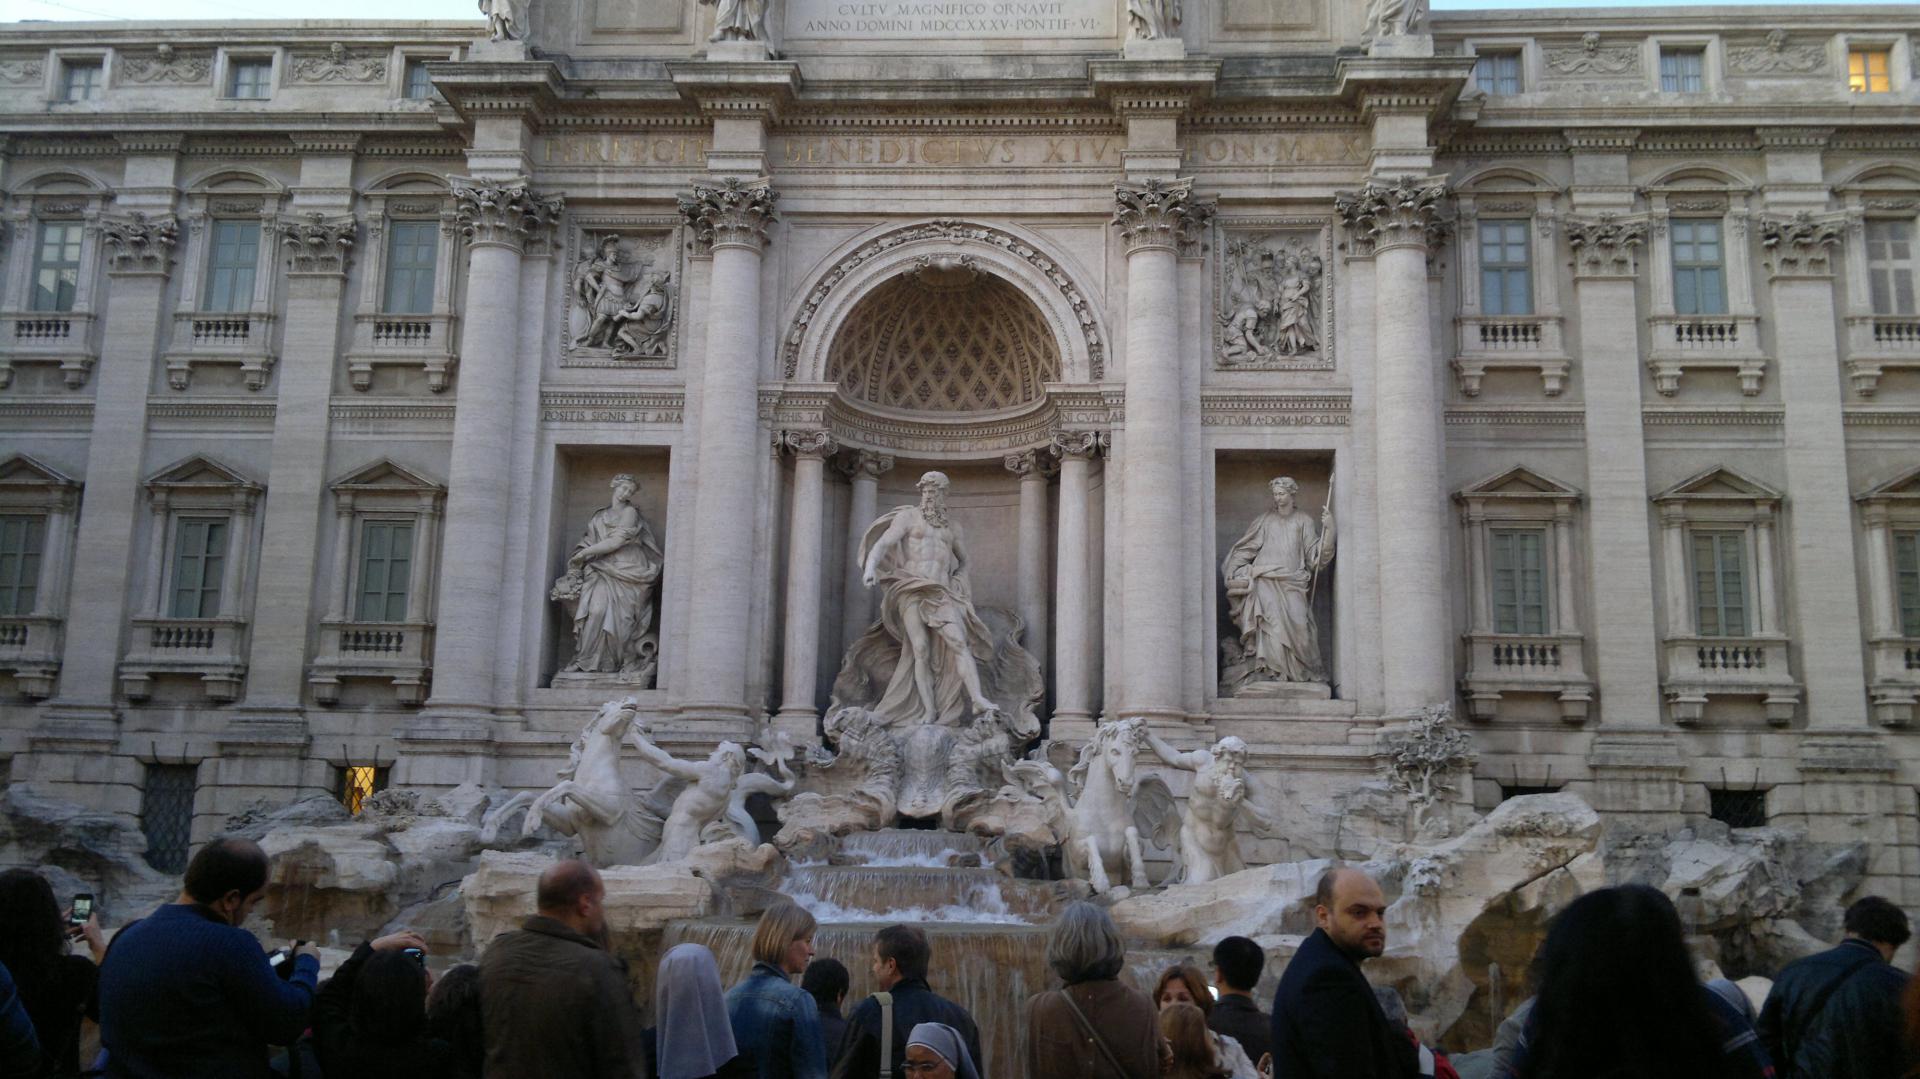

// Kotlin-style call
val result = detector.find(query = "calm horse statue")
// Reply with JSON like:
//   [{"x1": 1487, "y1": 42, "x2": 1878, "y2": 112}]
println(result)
[{"x1": 1054, "y1": 718, "x2": 1177, "y2": 893}]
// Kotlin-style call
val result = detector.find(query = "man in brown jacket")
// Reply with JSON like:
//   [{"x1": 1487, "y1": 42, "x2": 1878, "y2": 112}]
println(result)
[{"x1": 479, "y1": 859, "x2": 651, "y2": 1079}]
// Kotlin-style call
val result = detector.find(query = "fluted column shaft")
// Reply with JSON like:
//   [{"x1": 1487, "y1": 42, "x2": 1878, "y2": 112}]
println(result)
[
  {"x1": 1052, "y1": 432, "x2": 1100, "y2": 733},
  {"x1": 840, "y1": 452, "x2": 892, "y2": 656},
  {"x1": 1007, "y1": 451, "x2": 1051, "y2": 682},
  {"x1": 424, "y1": 179, "x2": 561, "y2": 717},
  {"x1": 679, "y1": 179, "x2": 777, "y2": 719},
  {"x1": 1113, "y1": 180, "x2": 1208, "y2": 723},
  {"x1": 778, "y1": 431, "x2": 834, "y2": 730},
  {"x1": 1338, "y1": 178, "x2": 1452, "y2": 715}
]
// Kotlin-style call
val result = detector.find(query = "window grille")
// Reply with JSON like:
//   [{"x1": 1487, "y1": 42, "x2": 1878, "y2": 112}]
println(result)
[
  {"x1": 336, "y1": 765, "x2": 390, "y2": 815},
  {"x1": 1708, "y1": 788, "x2": 1767, "y2": 830},
  {"x1": 141, "y1": 764, "x2": 198, "y2": 875}
]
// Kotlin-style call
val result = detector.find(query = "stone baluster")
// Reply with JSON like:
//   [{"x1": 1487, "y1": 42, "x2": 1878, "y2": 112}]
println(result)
[
  {"x1": 1112, "y1": 179, "x2": 1209, "y2": 724},
  {"x1": 1335, "y1": 176, "x2": 1452, "y2": 715},
  {"x1": 1005, "y1": 450, "x2": 1051, "y2": 684},
  {"x1": 677, "y1": 178, "x2": 777, "y2": 728},
  {"x1": 1051, "y1": 430, "x2": 1103, "y2": 739},
  {"x1": 419, "y1": 178, "x2": 562, "y2": 726},
  {"x1": 777, "y1": 429, "x2": 836, "y2": 738},
  {"x1": 839, "y1": 451, "x2": 892, "y2": 656}
]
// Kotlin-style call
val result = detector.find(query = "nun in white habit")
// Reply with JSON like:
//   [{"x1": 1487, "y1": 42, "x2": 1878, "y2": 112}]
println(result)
[
  {"x1": 905, "y1": 1022, "x2": 981, "y2": 1079},
  {"x1": 651, "y1": 943, "x2": 751, "y2": 1079}
]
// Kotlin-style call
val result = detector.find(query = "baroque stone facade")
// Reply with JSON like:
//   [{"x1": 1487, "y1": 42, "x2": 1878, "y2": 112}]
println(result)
[{"x1": 1, "y1": 5, "x2": 1918, "y2": 902}]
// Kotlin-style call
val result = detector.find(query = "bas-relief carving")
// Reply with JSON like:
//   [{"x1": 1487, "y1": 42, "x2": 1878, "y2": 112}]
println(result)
[
  {"x1": 1565, "y1": 214, "x2": 1646, "y2": 278},
  {"x1": 1543, "y1": 32, "x2": 1639, "y2": 78},
  {"x1": 120, "y1": 45, "x2": 212, "y2": 84},
  {"x1": 288, "y1": 43, "x2": 387, "y2": 83},
  {"x1": 551, "y1": 474, "x2": 664, "y2": 687},
  {"x1": 1221, "y1": 476, "x2": 1334, "y2": 692},
  {"x1": 1377, "y1": 703, "x2": 1475, "y2": 840},
  {"x1": 1727, "y1": 30, "x2": 1828, "y2": 75},
  {"x1": 281, "y1": 213, "x2": 356, "y2": 274},
  {"x1": 101, "y1": 213, "x2": 179, "y2": 272},
  {"x1": 0, "y1": 59, "x2": 43, "y2": 84},
  {"x1": 566, "y1": 231, "x2": 677, "y2": 362},
  {"x1": 1216, "y1": 230, "x2": 1328, "y2": 370}
]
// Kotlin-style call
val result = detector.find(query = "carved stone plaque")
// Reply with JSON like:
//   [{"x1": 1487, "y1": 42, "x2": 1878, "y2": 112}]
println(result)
[
  {"x1": 1213, "y1": 221, "x2": 1335, "y2": 371},
  {"x1": 561, "y1": 221, "x2": 681, "y2": 369}
]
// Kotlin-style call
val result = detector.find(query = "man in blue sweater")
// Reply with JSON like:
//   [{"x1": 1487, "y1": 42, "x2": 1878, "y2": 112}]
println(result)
[{"x1": 98, "y1": 837, "x2": 320, "y2": 1079}]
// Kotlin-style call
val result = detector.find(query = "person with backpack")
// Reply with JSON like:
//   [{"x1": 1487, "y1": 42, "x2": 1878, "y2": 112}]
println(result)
[
  {"x1": 1758, "y1": 895, "x2": 1911, "y2": 1079},
  {"x1": 833, "y1": 925, "x2": 981, "y2": 1079}
]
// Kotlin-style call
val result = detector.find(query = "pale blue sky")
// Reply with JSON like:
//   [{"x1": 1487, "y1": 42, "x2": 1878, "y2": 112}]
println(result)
[{"x1": 2, "y1": 0, "x2": 1875, "y2": 23}]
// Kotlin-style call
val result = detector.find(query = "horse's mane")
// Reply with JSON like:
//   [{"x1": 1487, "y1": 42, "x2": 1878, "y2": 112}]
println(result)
[
  {"x1": 1066, "y1": 724, "x2": 1114, "y2": 795},
  {"x1": 558, "y1": 700, "x2": 625, "y2": 781}
]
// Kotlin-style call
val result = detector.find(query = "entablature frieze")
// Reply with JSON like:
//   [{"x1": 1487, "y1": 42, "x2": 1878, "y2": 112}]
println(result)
[
  {"x1": 1199, "y1": 392, "x2": 1350, "y2": 427},
  {"x1": 540, "y1": 389, "x2": 686, "y2": 426}
]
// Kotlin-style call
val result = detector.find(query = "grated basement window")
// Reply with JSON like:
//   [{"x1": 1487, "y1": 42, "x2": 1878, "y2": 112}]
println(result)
[
  {"x1": 1709, "y1": 788, "x2": 1768, "y2": 829},
  {"x1": 336, "y1": 764, "x2": 390, "y2": 815},
  {"x1": 1500, "y1": 784, "x2": 1562, "y2": 801},
  {"x1": 141, "y1": 764, "x2": 198, "y2": 875}
]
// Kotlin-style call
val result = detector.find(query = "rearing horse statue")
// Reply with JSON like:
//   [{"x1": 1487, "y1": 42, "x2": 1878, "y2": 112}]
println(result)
[{"x1": 1008, "y1": 717, "x2": 1176, "y2": 893}]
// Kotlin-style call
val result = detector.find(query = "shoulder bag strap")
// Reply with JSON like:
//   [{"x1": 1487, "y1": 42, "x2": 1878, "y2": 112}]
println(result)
[
  {"x1": 1058, "y1": 987, "x2": 1138, "y2": 1079},
  {"x1": 1786, "y1": 952, "x2": 1878, "y2": 1066},
  {"x1": 875, "y1": 992, "x2": 894, "y2": 1079}
]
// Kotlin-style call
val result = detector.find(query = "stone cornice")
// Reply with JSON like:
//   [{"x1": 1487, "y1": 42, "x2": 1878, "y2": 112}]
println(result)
[
  {"x1": 1113, "y1": 178, "x2": 1212, "y2": 254},
  {"x1": 679, "y1": 177, "x2": 778, "y2": 254},
  {"x1": 428, "y1": 61, "x2": 566, "y2": 124},
  {"x1": 1334, "y1": 55, "x2": 1476, "y2": 123},
  {"x1": 668, "y1": 60, "x2": 803, "y2": 122},
  {"x1": 1086, "y1": 58, "x2": 1221, "y2": 116}
]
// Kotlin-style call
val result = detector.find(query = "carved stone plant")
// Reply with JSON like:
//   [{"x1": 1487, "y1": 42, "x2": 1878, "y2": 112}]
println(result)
[{"x1": 1379, "y1": 702, "x2": 1477, "y2": 839}]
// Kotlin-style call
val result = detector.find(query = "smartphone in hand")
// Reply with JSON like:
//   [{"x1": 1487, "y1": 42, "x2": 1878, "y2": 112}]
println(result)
[{"x1": 69, "y1": 894, "x2": 93, "y2": 927}]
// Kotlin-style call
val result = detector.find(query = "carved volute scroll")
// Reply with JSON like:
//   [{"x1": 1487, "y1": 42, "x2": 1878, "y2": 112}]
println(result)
[
  {"x1": 101, "y1": 212, "x2": 179, "y2": 274},
  {"x1": 678, "y1": 177, "x2": 778, "y2": 254},
  {"x1": 1050, "y1": 429, "x2": 1107, "y2": 460},
  {"x1": 1112, "y1": 178, "x2": 1213, "y2": 255},
  {"x1": 1564, "y1": 214, "x2": 1647, "y2": 279},
  {"x1": 1334, "y1": 176, "x2": 1451, "y2": 256},
  {"x1": 450, "y1": 177, "x2": 564, "y2": 251},
  {"x1": 782, "y1": 429, "x2": 838, "y2": 458},
  {"x1": 281, "y1": 213, "x2": 356, "y2": 275}
]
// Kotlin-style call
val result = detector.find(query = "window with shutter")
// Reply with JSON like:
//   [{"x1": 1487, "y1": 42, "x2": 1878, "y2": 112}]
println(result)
[
  {"x1": 1866, "y1": 220, "x2": 1916, "y2": 316},
  {"x1": 382, "y1": 221, "x2": 439, "y2": 315},
  {"x1": 1692, "y1": 530, "x2": 1748, "y2": 638},
  {"x1": 356, "y1": 521, "x2": 414, "y2": 623},
  {"x1": 1896, "y1": 531, "x2": 1920, "y2": 639},
  {"x1": 201, "y1": 220, "x2": 261, "y2": 314},
  {"x1": 1671, "y1": 219, "x2": 1728, "y2": 315},
  {"x1": 0, "y1": 516, "x2": 44, "y2": 617},
  {"x1": 1479, "y1": 220, "x2": 1534, "y2": 316},
  {"x1": 169, "y1": 517, "x2": 228, "y2": 619},
  {"x1": 1490, "y1": 528, "x2": 1549, "y2": 635}
]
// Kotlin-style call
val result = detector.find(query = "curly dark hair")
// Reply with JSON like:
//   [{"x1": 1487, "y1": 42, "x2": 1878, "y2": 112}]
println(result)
[{"x1": 0, "y1": 868, "x2": 68, "y2": 990}]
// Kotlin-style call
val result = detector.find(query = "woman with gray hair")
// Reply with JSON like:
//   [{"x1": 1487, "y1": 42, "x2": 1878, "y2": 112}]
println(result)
[{"x1": 1024, "y1": 901, "x2": 1165, "y2": 1078}]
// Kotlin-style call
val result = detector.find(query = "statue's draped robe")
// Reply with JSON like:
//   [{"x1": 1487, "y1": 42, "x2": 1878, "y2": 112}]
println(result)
[
  {"x1": 1223, "y1": 509, "x2": 1327, "y2": 682},
  {"x1": 569, "y1": 508, "x2": 663, "y2": 673},
  {"x1": 859, "y1": 506, "x2": 997, "y2": 727}
]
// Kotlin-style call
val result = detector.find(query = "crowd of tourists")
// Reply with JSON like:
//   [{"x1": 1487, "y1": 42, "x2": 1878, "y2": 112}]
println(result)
[{"x1": 6, "y1": 839, "x2": 1920, "y2": 1079}]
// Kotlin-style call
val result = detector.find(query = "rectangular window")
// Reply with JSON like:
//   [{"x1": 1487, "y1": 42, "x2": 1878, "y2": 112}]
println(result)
[
  {"x1": 1660, "y1": 48, "x2": 1705, "y2": 92},
  {"x1": 1708, "y1": 788, "x2": 1768, "y2": 829},
  {"x1": 1850, "y1": 48, "x2": 1892, "y2": 93},
  {"x1": 201, "y1": 219, "x2": 261, "y2": 314},
  {"x1": 1489, "y1": 528, "x2": 1549, "y2": 635},
  {"x1": 0, "y1": 516, "x2": 45, "y2": 617},
  {"x1": 228, "y1": 58, "x2": 272, "y2": 99},
  {"x1": 1475, "y1": 51, "x2": 1521, "y2": 95},
  {"x1": 60, "y1": 60, "x2": 102, "y2": 102},
  {"x1": 382, "y1": 221, "x2": 439, "y2": 315},
  {"x1": 403, "y1": 60, "x2": 434, "y2": 99},
  {"x1": 1897, "y1": 531, "x2": 1920, "y2": 639},
  {"x1": 1671, "y1": 219, "x2": 1728, "y2": 316},
  {"x1": 1691, "y1": 530, "x2": 1748, "y2": 638},
  {"x1": 337, "y1": 765, "x2": 390, "y2": 816},
  {"x1": 141, "y1": 763, "x2": 197, "y2": 875},
  {"x1": 1867, "y1": 220, "x2": 1916, "y2": 316},
  {"x1": 31, "y1": 222, "x2": 84, "y2": 313},
  {"x1": 168, "y1": 517, "x2": 228, "y2": 620},
  {"x1": 1478, "y1": 219, "x2": 1534, "y2": 316},
  {"x1": 356, "y1": 521, "x2": 414, "y2": 623}
]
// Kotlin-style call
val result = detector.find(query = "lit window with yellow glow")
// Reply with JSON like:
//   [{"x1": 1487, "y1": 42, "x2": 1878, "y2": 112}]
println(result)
[
  {"x1": 338, "y1": 765, "x2": 385, "y2": 815},
  {"x1": 1850, "y1": 49, "x2": 1891, "y2": 93}
]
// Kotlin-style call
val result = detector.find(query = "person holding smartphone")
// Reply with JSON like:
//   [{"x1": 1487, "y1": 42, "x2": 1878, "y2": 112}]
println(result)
[
  {"x1": 310, "y1": 929, "x2": 460, "y2": 1079},
  {"x1": 0, "y1": 868, "x2": 106, "y2": 1078}
]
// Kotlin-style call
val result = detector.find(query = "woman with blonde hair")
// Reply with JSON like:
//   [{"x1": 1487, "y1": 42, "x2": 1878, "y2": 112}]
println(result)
[
  {"x1": 1152, "y1": 965, "x2": 1259, "y2": 1079},
  {"x1": 724, "y1": 900, "x2": 828, "y2": 1079},
  {"x1": 1161, "y1": 1003, "x2": 1232, "y2": 1079}
]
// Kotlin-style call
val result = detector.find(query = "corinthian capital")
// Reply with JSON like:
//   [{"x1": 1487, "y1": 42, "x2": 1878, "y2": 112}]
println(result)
[
  {"x1": 1564, "y1": 213, "x2": 1647, "y2": 279},
  {"x1": 280, "y1": 212, "x2": 356, "y2": 274},
  {"x1": 679, "y1": 177, "x2": 778, "y2": 254},
  {"x1": 1112, "y1": 178, "x2": 1213, "y2": 254},
  {"x1": 450, "y1": 176, "x2": 564, "y2": 251},
  {"x1": 101, "y1": 212, "x2": 179, "y2": 274},
  {"x1": 1334, "y1": 176, "x2": 1451, "y2": 255},
  {"x1": 782, "y1": 429, "x2": 837, "y2": 458},
  {"x1": 1050, "y1": 429, "x2": 1107, "y2": 459},
  {"x1": 1760, "y1": 211, "x2": 1844, "y2": 279}
]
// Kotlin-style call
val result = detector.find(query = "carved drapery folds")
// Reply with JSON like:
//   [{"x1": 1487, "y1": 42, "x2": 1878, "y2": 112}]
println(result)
[
  {"x1": 679, "y1": 178, "x2": 778, "y2": 254},
  {"x1": 450, "y1": 177, "x2": 563, "y2": 251},
  {"x1": 281, "y1": 213, "x2": 356, "y2": 275},
  {"x1": 1760, "y1": 212, "x2": 1844, "y2": 279},
  {"x1": 101, "y1": 213, "x2": 179, "y2": 274},
  {"x1": 1112, "y1": 179, "x2": 1212, "y2": 255},
  {"x1": 1565, "y1": 214, "x2": 1647, "y2": 279},
  {"x1": 1334, "y1": 176, "x2": 1451, "y2": 256}
]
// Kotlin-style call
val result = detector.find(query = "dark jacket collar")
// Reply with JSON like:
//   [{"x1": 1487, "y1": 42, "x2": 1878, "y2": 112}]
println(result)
[
  {"x1": 1214, "y1": 992, "x2": 1260, "y2": 1011},
  {"x1": 885, "y1": 977, "x2": 933, "y2": 995},
  {"x1": 1840, "y1": 937, "x2": 1886, "y2": 960},
  {"x1": 521, "y1": 914, "x2": 604, "y2": 951}
]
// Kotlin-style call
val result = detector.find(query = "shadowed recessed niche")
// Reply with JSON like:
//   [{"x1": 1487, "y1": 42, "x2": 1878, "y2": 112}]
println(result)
[{"x1": 826, "y1": 263, "x2": 1060, "y2": 414}]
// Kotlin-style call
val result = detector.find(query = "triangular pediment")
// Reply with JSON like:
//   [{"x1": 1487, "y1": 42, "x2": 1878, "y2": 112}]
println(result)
[
  {"x1": 329, "y1": 458, "x2": 442, "y2": 494},
  {"x1": 0, "y1": 453, "x2": 80, "y2": 491},
  {"x1": 144, "y1": 454, "x2": 258, "y2": 491},
  {"x1": 1456, "y1": 465, "x2": 1580, "y2": 502},
  {"x1": 1654, "y1": 465, "x2": 1781, "y2": 503},
  {"x1": 1859, "y1": 464, "x2": 1920, "y2": 502}
]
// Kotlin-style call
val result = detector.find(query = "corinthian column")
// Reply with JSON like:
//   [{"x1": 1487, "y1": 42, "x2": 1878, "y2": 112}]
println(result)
[
  {"x1": 677, "y1": 179, "x2": 777, "y2": 726},
  {"x1": 776, "y1": 429, "x2": 835, "y2": 738},
  {"x1": 1112, "y1": 179, "x2": 1210, "y2": 725},
  {"x1": 1335, "y1": 177, "x2": 1452, "y2": 715},
  {"x1": 1005, "y1": 450, "x2": 1051, "y2": 684},
  {"x1": 1051, "y1": 430, "x2": 1102, "y2": 741},
  {"x1": 839, "y1": 451, "x2": 893, "y2": 656},
  {"x1": 420, "y1": 178, "x2": 562, "y2": 725}
]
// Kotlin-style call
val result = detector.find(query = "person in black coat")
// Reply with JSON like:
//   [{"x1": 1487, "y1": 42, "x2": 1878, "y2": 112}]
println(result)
[
  {"x1": 1757, "y1": 895, "x2": 1912, "y2": 1079},
  {"x1": 311, "y1": 931, "x2": 456, "y2": 1079},
  {"x1": 831, "y1": 926, "x2": 982, "y2": 1079},
  {"x1": 1269, "y1": 868, "x2": 1416, "y2": 1079},
  {"x1": 803, "y1": 958, "x2": 850, "y2": 1057},
  {"x1": 0, "y1": 869, "x2": 104, "y2": 1079}
]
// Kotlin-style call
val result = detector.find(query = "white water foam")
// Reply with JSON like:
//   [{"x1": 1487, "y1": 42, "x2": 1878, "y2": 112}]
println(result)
[{"x1": 786, "y1": 885, "x2": 1031, "y2": 926}]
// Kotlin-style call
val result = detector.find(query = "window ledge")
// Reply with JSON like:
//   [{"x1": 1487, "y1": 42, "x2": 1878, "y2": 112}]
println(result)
[
  {"x1": 120, "y1": 616, "x2": 248, "y2": 702},
  {"x1": 0, "y1": 614, "x2": 63, "y2": 698},
  {"x1": 310, "y1": 619, "x2": 433, "y2": 706},
  {"x1": 1, "y1": 311, "x2": 100, "y2": 389},
  {"x1": 1453, "y1": 315, "x2": 1571, "y2": 397},
  {"x1": 1648, "y1": 314, "x2": 1766, "y2": 395},
  {"x1": 1845, "y1": 316, "x2": 1920, "y2": 396},
  {"x1": 1869, "y1": 637, "x2": 1920, "y2": 727},
  {"x1": 1461, "y1": 631, "x2": 1592, "y2": 723},
  {"x1": 346, "y1": 313, "x2": 459, "y2": 392},
  {"x1": 1661, "y1": 635, "x2": 1799, "y2": 725}
]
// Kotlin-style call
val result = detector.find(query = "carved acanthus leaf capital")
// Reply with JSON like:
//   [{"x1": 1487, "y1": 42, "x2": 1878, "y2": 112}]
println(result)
[
  {"x1": 1760, "y1": 211, "x2": 1844, "y2": 279},
  {"x1": 1334, "y1": 176, "x2": 1451, "y2": 256},
  {"x1": 1003, "y1": 450, "x2": 1043, "y2": 477},
  {"x1": 679, "y1": 177, "x2": 778, "y2": 254},
  {"x1": 280, "y1": 212, "x2": 356, "y2": 274},
  {"x1": 1565, "y1": 213, "x2": 1647, "y2": 279},
  {"x1": 451, "y1": 177, "x2": 564, "y2": 251},
  {"x1": 101, "y1": 212, "x2": 179, "y2": 274},
  {"x1": 782, "y1": 429, "x2": 838, "y2": 458},
  {"x1": 839, "y1": 450, "x2": 895, "y2": 480},
  {"x1": 1050, "y1": 429, "x2": 1107, "y2": 459},
  {"x1": 1112, "y1": 178, "x2": 1213, "y2": 255}
]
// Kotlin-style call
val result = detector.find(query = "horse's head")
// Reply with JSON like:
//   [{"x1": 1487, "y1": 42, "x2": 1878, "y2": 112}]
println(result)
[{"x1": 1074, "y1": 719, "x2": 1141, "y2": 796}]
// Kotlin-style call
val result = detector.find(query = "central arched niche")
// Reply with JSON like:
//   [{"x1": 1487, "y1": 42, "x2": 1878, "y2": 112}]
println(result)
[{"x1": 825, "y1": 262, "x2": 1061, "y2": 414}]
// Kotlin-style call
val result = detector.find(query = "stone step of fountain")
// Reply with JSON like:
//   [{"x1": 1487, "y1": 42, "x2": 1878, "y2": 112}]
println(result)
[
  {"x1": 783, "y1": 864, "x2": 1068, "y2": 921},
  {"x1": 665, "y1": 917, "x2": 1053, "y2": 1079},
  {"x1": 830, "y1": 828, "x2": 989, "y2": 867}
]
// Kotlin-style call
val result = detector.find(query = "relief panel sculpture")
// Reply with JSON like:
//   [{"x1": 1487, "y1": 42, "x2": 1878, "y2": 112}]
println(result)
[
  {"x1": 1214, "y1": 225, "x2": 1333, "y2": 370},
  {"x1": 563, "y1": 228, "x2": 679, "y2": 366}
]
